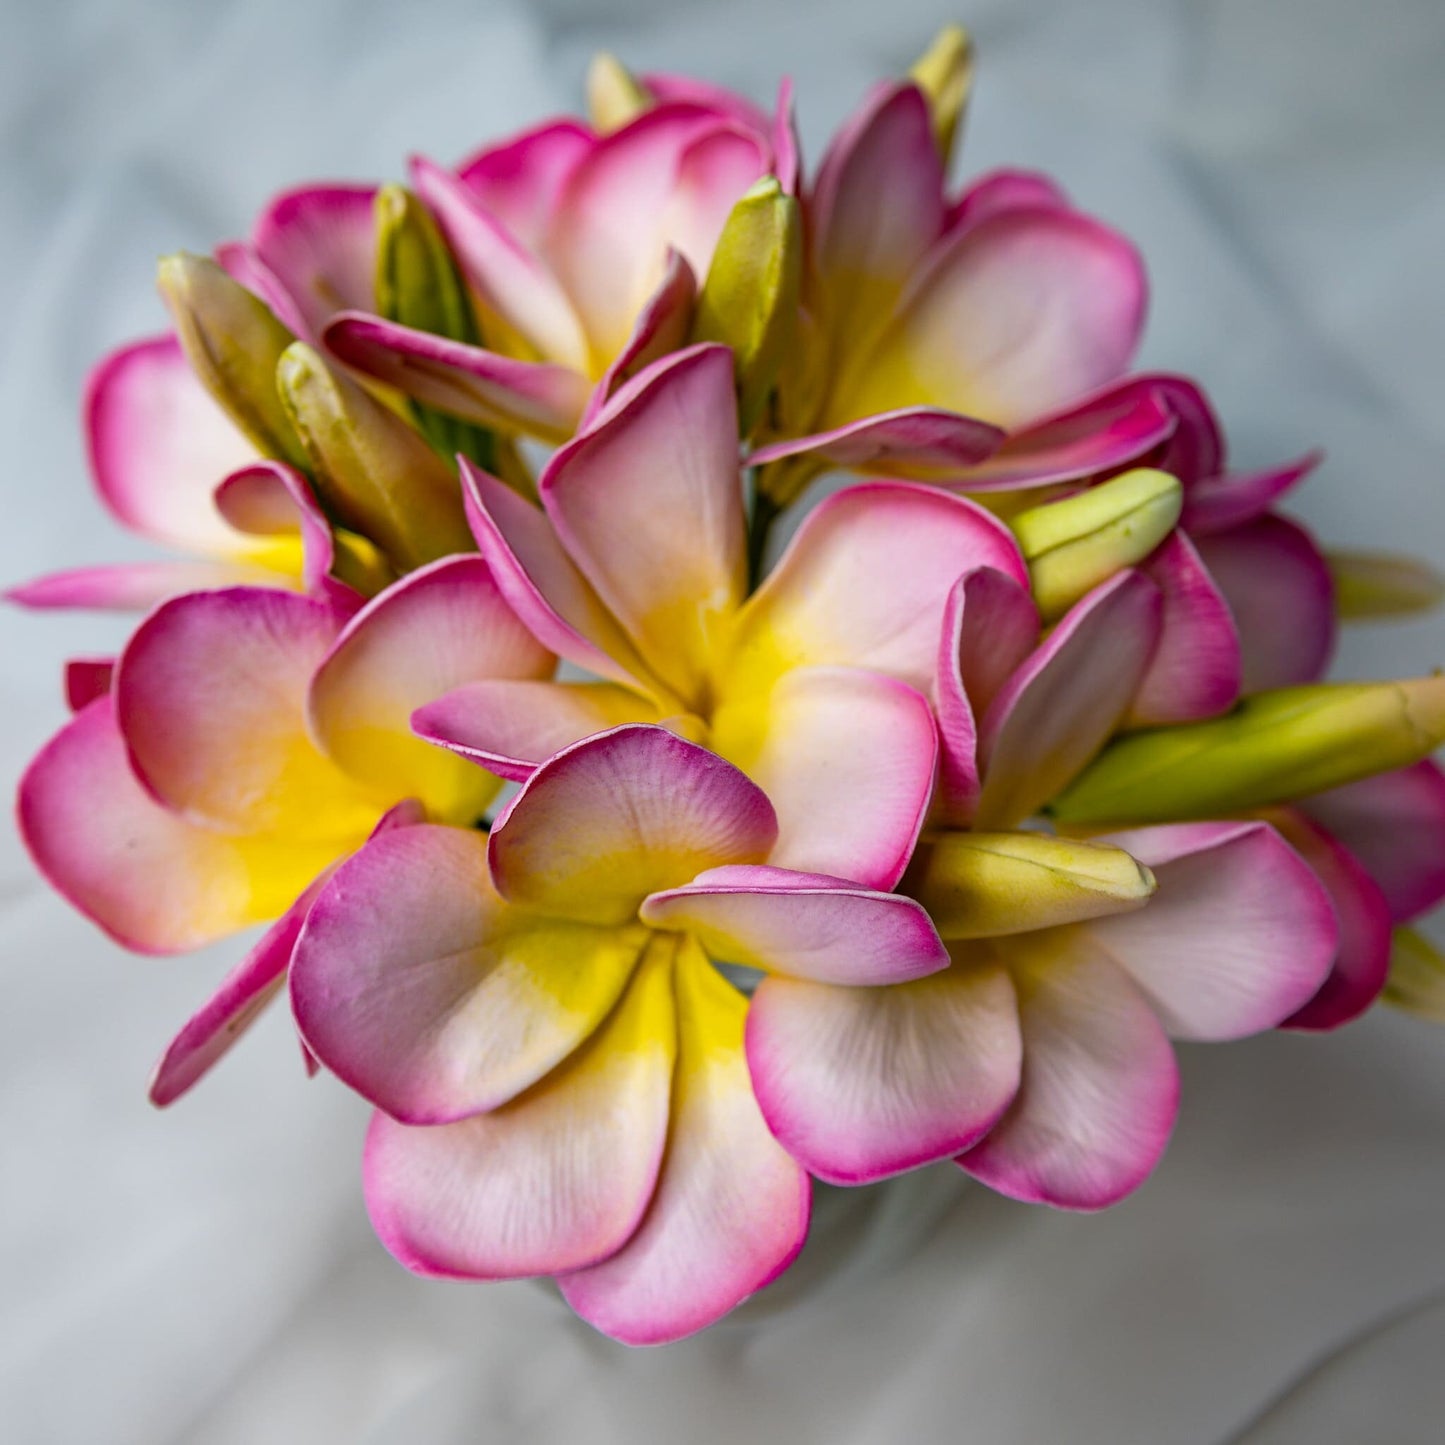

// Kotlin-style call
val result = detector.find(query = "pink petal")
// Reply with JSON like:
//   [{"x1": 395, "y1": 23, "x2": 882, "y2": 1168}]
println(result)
[
  {"x1": 946, "y1": 168, "x2": 1070, "y2": 231},
  {"x1": 290, "y1": 823, "x2": 645, "y2": 1123},
  {"x1": 363, "y1": 935, "x2": 674, "y2": 1279},
  {"x1": 640, "y1": 72, "x2": 774, "y2": 137},
  {"x1": 809, "y1": 83, "x2": 944, "y2": 343},
  {"x1": 539, "y1": 344, "x2": 745, "y2": 707},
  {"x1": 488, "y1": 725, "x2": 777, "y2": 926},
  {"x1": 1181, "y1": 452, "x2": 1322, "y2": 536},
  {"x1": 1300, "y1": 761, "x2": 1445, "y2": 924},
  {"x1": 1127, "y1": 531, "x2": 1242, "y2": 725},
  {"x1": 412, "y1": 678, "x2": 662, "y2": 783},
  {"x1": 933, "y1": 568, "x2": 1040, "y2": 826},
  {"x1": 770, "y1": 76, "x2": 800, "y2": 195},
  {"x1": 714, "y1": 666, "x2": 937, "y2": 891},
  {"x1": 1193, "y1": 514, "x2": 1336, "y2": 690},
  {"x1": 84, "y1": 333, "x2": 257, "y2": 551},
  {"x1": 746, "y1": 953, "x2": 1021, "y2": 1184},
  {"x1": 115, "y1": 587, "x2": 371, "y2": 835},
  {"x1": 7, "y1": 561, "x2": 269, "y2": 612},
  {"x1": 840, "y1": 206, "x2": 1147, "y2": 430},
  {"x1": 460, "y1": 458, "x2": 658, "y2": 691},
  {"x1": 1087, "y1": 821, "x2": 1339, "y2": 1038},
  {"x1": 18, "y1": 698, "x2": 341, "y2": 953},
  {"x1": 307, "y1": 555, "x2": 553, "y2": 820},
  {"x1": 64, "y1": 656, "x2": 115, "y2": 711},
  {"x1": 1266, "y1": 811, "x2": 1392, "y2": 1031},
  {"x1": 322, "y1": 313, "x2": 589, "y2": 440},
  {"x1": 411, "y1": 155, "x2": 590, "y2": 372},
  {"x1": 733, "y1": 480, "x2": 1027, "y2": 697},
  {"x1": 958, "y1": 948, "x2": 1178, "y2": 1209},
  {"x1": 216, "y1": 240, "x2": 309, "y2": 339},
  {"x1": 975, "y1": 571, "x2": 1162, "y2": 828},
  {"x1": 640, "y1": 863, "x2": 948, "y2": 985},
  {"x1": 558, "y1": 937, "x2": 810, "y2": 1345},
  {"x1": 747, "y1": 407, "x2": 1005, "y2": 482},
  {"x1": 457, "y1": 118, "x2": 596, "y2": 251},
  {"x1": 1147, "y1": 375, "x2": 1225, "y2": 485},
  {"x1": 251, "y1": 183, "x2": 379, "y2": 343}
]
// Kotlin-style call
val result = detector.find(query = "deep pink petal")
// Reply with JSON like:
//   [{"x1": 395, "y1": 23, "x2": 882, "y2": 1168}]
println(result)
[
  {"x1": 746, "y1": 954, "x2": 1021, "y2": 1184},
  {"x1": 1182, "y1": 452, "x2": 1322, "y2": 536},
  {"x1": 747, "y1": 407, "x2": 1005, "y2": 481},
  {"x1": 958, "y1": 949, "x2": 1178, "y2": 1210},
  {"x1": 946, "y1": 168, "x2": 1070, "y2": 232},
  {"x1": 7, "y1": 561, "x2": 268, "y2": 612},
  {"x1": 1194, "y1": 514, "x2": 1337, "y2": 690},
  {"x1": 457, "y1": 118, "x2": 596, "y2": 251},
  {"x1": 640, "y1": 72, "x2": 774, "y2": 137},
  {"x1": 1300, "y1": 761, "x2": 1445, "y2": 924},
  {"x1": 64, "y1": 656, "x2": 115, "y2": 712}
]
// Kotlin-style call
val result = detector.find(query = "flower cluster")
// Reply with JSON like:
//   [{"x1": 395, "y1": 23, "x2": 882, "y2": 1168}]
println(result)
[{"x1": 15, "y1": 28, "x2": 1445, "y2": 1345}]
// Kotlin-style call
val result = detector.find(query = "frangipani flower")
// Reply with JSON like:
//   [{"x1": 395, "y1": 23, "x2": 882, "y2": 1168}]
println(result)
[
  {"x1": 414, "y1": 343, "x2": 1028, "y2": 889},
  {"x1": 290, "y1": 725, "x2": 948, "y2": 1344},
  {"x1": 745, "y1": 563, "x2": 1346, "y2": 1207},
  {"x1": 18, "y1": 559, "x2": 552, "y2": 1101},
  {"x1": 323, "y1": 87, "x2": 796, "y2": 444}
]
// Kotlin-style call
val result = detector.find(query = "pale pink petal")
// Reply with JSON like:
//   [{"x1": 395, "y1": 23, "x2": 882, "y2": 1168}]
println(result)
[
  {"x1": 732, "y1": 480, "x2": 1026, "y2": 696},
  {"x1": 1181, "y1": 452, "x2": 1321, "y2": 535},
  {"x1": 746, "y1": 953, "x2": 1021, "y2": 1183},
  {"x1": 18, "y1": 698, "x2": 343, "y2": 953},
  {"x1": 411, "y1": 155, "x2": 590, "y2": 372},
  {"x1": 770, "y1": 76, "x2": 800, "y2": 195},
  {"x1": 559, "y1": 937, "x2": 810, "y2": 1345},
  {"x1": 85, "y1": 333, "x2": 257, "y2": 551},
  {"x1": 714, "y1": 667, "x2": 937, "y2": 891},
  {"x1": 539, "y1": 344, "x2": 745, "y2": 707},
  {"x1": 363, "y1": 935, "x2": 674, "y2": 1279},
  {"x1": 809, "y1": 83, "x2": 944, "y2": 342},
  {"x1": 307, "y1": 555, "x2": 552, "y2": 820},
  {"x1": 932, "y1": 568, "x2": 1040, "y2": 826},
  {"x1": 1128, "y1": 531, "x2": 1241, "y2": 725},
  {"x1": 457, "y1": 118, "x2": 596, "y2": 250},
  {"x1": 1266, "y1": 811, "x2": 1392, "y2": 1031},
  {"x1": 7, "y1": 561, "x2": 269, "y2": 611},
  {"x1": 322, "y1": 313, "x2": 589, "y2": 440},
  {"x1": 64, "y1": 657, "x2": 115, "y2": 711},
  {"x1": 946, "y1": 168, "x2": 1070, "y2": 231},
  {"x1": 488, "y1": 725, "x2": 777, "y2": 925},
  {"x1": 839, "y1": 206, "x2": 1147, "y2": 431},
  {"x1": 251, "y1": 183, "x2": 378, "y2": 342},
  {"x1": 640, "y1": 863, "x2": 948, "y2": 985},
  {"x1": 975, "y1": 571, "x2": 1162, "y2": 828},
  {"x1": 1087, "y1": 821, "x2": 1339, "y2": 1038},
  {"x1": 1300, "y1": 761, "x2": 1445, "y2": 924},
  {"x1": 747, "y1": 407, "x2": 1004, "y2": 482},
  {"x1": 115, "y1": 587, "x2": 372, "y2": 836},
  {"x1": 1194, "y1": 514, "x2": 1336, "y2": 690},
  {"x1": 640, "y1": 72, "x2": 774, "y2": 136},
  {"x1": 958, "y1": 948, "x2": 1178, "y2": 1209},
  {"x1": 412, "y1": 678, "x2": 661, "y2": 783},
  {"x1": 290, "y1": 823, "x2": 645, "y2": 1123},
  {"x1": 459, "y1": 459, "x2": 658, "y2": 691},
  {"x1": 662, "y1": 124, "x2": 771, "y2": 284}
]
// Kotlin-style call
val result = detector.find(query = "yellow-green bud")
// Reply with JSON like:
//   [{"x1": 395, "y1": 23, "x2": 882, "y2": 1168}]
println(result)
[
  {"x1": 692, "y1": 177, "x2": 802, "y2": 435},
  {"x1": 1011, "y1": 469, "x2": 1183, "y2": 620},
  {"x1": 1382, "y1": 926, "x2": 1445, "y2": 1024},
  {"x1": 1328, "y1": 549, "x2": 1445, "y2": 621},
  {"x1": 1053, "y1": 676, "x2": 1445, "y2": 825},
  {"x1": 277, "y1": 343, "x2": 473, "y2": 572},
  {"x1": 157, "y1": 252, "x2": 307, "y2": 469},
  {"x1": 906, "y1": 831, "x2": 1155, "y2": 939},
  {"x1": 908, "y1": 24, "x2": 975, "y2": 165},
  {"x1": 586, "y1": 52, "x2": 653, "y2": 133}
]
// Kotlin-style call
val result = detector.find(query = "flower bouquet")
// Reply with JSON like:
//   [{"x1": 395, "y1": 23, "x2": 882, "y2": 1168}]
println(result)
[{"x1": 14, "y1": 26, "x2": 1445, "y2": 1346}]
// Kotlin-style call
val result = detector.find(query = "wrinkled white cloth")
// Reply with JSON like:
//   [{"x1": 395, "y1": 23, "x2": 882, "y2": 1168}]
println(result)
[{"x1": 3, "y1": 0, "x2": 1444, "y2": 1440}]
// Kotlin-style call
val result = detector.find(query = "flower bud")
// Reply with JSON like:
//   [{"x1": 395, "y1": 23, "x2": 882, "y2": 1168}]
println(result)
[
  {"x1": 906, "y1": 830, "x2": 1155, "y2": 939},
  {"x1": 277, "y1": 343, "x2": 472, "y2": 571},
  {"x1": 1382, "y1": 926, "x2": 1445, "y2": 1023},
  {"x1": 1053, "y1": 675, "x2": 1445, "y2": 825},
  {"x1": 157, "y1": 252, "x2": 308, "y2": 469},
  {"x1": 586, "y1": 52, "x2": 653, "y2": 133},
  {"x1": 1328, "y1": 549, "x2": 1445, "y2": 620},
  {"x1": 1011, "y1": 469, "x2": 1183, "y2": 620},
  {"x1": 692, "y1": 177, "x2": 802, "y2": 435},
  {"x1": 909, "y1": 24, "x2": 975, "y2": 165}
]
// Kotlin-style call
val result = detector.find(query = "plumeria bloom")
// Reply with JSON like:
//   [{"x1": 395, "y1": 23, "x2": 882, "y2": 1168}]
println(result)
[
  {"x1": 323, "y1": 82, "x2": 795, "y2": 444},
  {"x1": 746, "y1": 563, "x2": 1356, "y2": 1207},
  {"x1": 290, "y1": 724, "x2": 948, "y2": 1344},
  {"x1": 18, "y1": 559, "x2": 552, "y2": 1101},
  {"x1": 414, "y1": 343, "x2": 1029, "y2": 889}
]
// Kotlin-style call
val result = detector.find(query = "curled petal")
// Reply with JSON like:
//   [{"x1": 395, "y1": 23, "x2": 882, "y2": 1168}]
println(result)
[
  {"x1": 1181, "y1": 452, "x2": 1321, "y2": 535},
  {"x1": 746, "y1": 953, "x2": 1021, "y2": 1184},
  {"x1": 64, "y1": 656, "x2": 115, "y2": 712},
  {"x1": 559, "y1": 937, "x2": 810, "y2": 1345},
  {"x1": 488, "y1": 726, "x2": 777, "y2": 926},
  {"x1": 364, "y1": 934, "x2": 675, "y2": 1279}
]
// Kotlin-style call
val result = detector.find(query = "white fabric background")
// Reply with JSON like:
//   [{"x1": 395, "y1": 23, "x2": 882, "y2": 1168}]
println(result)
[{"x1": 3, "y1": 0, "x2": 1445, "y2": 1440}]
